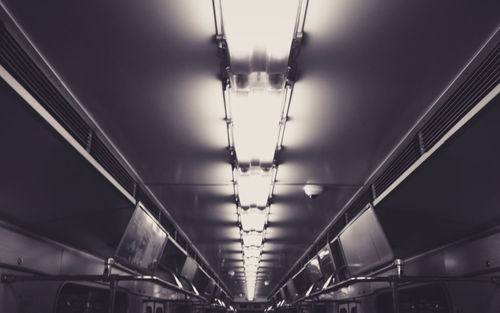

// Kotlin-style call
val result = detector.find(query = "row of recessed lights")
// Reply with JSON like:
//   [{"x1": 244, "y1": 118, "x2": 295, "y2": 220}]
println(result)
[{"x1": 214, "y1": 0, "x2": 308, "y2": 301}]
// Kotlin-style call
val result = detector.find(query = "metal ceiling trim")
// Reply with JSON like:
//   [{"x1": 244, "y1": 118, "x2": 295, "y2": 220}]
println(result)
[
  {"x1": 363, "y1": 26, "x2": 500, "y2": 187},
  {"x1": 373, "y1": 84, "x2": 499, "y2": 206},
  {"x1": 0, "y1": 64, "x2": 137, "y2": 204}
]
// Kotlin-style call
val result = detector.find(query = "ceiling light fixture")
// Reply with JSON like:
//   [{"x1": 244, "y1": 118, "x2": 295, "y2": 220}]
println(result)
[
  {"x1": 229, "y1": 83, "x2": 284, "y2": 167},
  {"x1": 243, "y1": 246, "x2": 262, "y2": 259},
  {"x1": 239, "y1": 206, "x2": 268, "y2": 232},
  {"x1": 220, "y1": 0, "x2": 299, "y2": 74},
  {"x1": 236, "y1": 167, "x2": 273, "y2": 207},
  {"x1": 215, "y1": 0, "x2": 309, "y2": 301},
  {"x1": 242, "y1": 231, "x2": 264, "y2": 247},
  {"x1": 244, "y1": 257, "x2": 261, "y2": 266}
]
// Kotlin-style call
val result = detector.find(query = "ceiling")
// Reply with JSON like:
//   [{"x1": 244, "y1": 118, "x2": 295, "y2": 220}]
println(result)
[
  {"x1": 1, "y1": 0, "x2": 499, "y2": 300},
  {"x1": 376, "y1": 95, "x2": 500, "y2": 259}
]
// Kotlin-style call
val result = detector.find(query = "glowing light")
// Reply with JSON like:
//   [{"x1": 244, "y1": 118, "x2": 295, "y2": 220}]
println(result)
[
  {"x1": 236, "y1": 167, "x2": 273, "y2": 207},
  {"x1": 230, "y1": 86, "x2": 284, "y2": 166},
  {"x1": 247, "y1": 284, "x2": 255, "y2": 301},
  {"x1": 318, "y1": 247, "x2": 330, "y2": 259},
  {"x1": 310, "y1": 257, "x2": 320, "y2": 268},
  {"x1": 243, "y1": 246, "x2": 262, "y2": 258},
  {"x1": 221, "y1": 0, "x2": 299, "y2": 74},
  {"x1": 240, "y1": 207, "x2": 268, "y2": 231},
  {"x1": 242, "y1": 231, "x2": 264, "y2": 247},
  {"x1": 244, "y1": 257, "x2": 260, "y2": 266},
  {"x1": 217, "y1": 0, "x2": 305, "y2": 303},
  {"x1": 245, "y1": 265, "x2": 259, "y2": 274}
]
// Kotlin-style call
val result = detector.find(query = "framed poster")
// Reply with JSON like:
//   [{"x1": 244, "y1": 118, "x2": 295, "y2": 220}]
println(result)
[{"x1": 115, "y1": 202, "x2": 168, "y2": 273}]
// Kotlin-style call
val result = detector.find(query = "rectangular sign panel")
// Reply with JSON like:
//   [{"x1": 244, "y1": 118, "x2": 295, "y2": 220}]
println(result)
[
  {"x1": 115, "y1": 202, "x2": 167, "y2": 273},
  {"x1": 339, "y1": 205, "x2": 394, "y2": 275}
]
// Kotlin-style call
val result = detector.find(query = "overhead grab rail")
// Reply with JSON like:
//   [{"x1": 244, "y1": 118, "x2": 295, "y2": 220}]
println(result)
[
  {"x1": 282, "y1": 260, "x2": 500, "y2": 313},
  {"x1": 0, "y1": 258, "x2": 208, "y2": 313}
]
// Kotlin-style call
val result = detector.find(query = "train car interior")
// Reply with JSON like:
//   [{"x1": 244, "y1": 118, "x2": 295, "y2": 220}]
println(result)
[{"x1": 0, "y1": 0, "x2": 499, "y2": 312}]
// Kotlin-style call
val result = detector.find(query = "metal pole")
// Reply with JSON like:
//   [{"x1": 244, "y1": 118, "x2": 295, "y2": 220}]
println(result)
[
  {"x1": 394, "y1": 259, "x2": 404, "y2": 278},
  {"x1": 391, "y1": 279, "x2": 400, "y2": 313},
  {"x1": 108, "y1": 278, "x2": 117, "y2": 313}
]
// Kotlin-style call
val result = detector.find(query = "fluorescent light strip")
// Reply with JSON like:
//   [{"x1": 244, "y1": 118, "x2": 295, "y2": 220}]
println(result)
[
  {"x1": 229, "y1": 84, "x2": 285, "y2": 167},
  {"x1": 217, "y1": 0, "x2": 308, "y2": 301},
  {"x1": 221, "y1": 0, "x2": 299, "y2": 74},
  {"x1": 242, "y1": 231, "x2": 264, "y2": 247},
  {"x1": 239, "y1": 206, "x2": 268, "y2": 232},
  {"x1": 243, "y1": 246, "x2": 262, "y2": 258},
  {"x1": 236, "y1": 167, "x2": 274, "y2": 207}
]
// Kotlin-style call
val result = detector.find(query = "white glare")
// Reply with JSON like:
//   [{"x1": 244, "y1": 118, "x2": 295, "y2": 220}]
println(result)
[
  {"x1": 245, "y1": 257, "x2": 260, "y2": 266},
  {"x1": 242, "y1": 231, "x2": 264, "y2": 247},
  {"x1": 240, "y1": 207, "x2": 268, "y2": 231},
  {"x1": 230, "y1": 87, "x2": 284, "y2": 166},
  {"x1": 243, "y1": 246, "x2": 262, "y2": 258},
  {"x1": 237, "y1": 168, "x2": 273, "y2": 207},
  {"x1": 221, "y1": 0, "x2": 299, "y2": 74}
]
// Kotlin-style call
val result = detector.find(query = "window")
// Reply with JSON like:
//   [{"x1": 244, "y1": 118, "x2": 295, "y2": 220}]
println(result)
[
  {"x1": 376, "y1": 284, "x2": 450, "y2": 313},
  {"x1": 56, "y1": 283, "x2": 127, "y2": 313}
]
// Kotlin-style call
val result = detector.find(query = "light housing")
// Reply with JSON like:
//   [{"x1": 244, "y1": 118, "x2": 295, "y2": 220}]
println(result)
[
  {"x1": 229, "y1": 86, "x2": 284, "y2": 167},
  {"x1": 240, "y1": 206, "x2": 268, "y2": 231},
  {"x1": 244, "y1": 256, "x2": 261, "y2": 266},
  {"x1": 236, "y1": 167, "x2": 274, "y2": 207},
  {"x1": 243, "y1": 246, "x2": 262, "y2": 259},
  {"x1": 242, "y1": 231, "x2": 264, "y2": 247},
  {"x1": 221, "y1": 0, "x2": 299, "y2": 74}
]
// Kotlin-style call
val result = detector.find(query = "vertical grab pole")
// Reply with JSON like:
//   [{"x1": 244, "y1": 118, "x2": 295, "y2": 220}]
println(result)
[
  {"x1": 392, "y1": 259, "x2": 404, "y2": 313},
  {"x1": 108, "y1": 278, "x2": 117, "y2": 313},
  {"x1": 104, "y1": 258, "x2": 116, "y2": 313},
  {"x1": 391, "y1": 279, "x2": 400, "y2": 313}
]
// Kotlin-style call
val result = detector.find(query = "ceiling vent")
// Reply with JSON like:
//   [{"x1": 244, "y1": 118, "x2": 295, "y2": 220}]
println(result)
[
  {"x1": 421, "y1": 42, "x2": 500, "y2": 149},
  {"x1": 373, "y1": 41, "x2": 500, "y2": 199},
  {"x1": 0, "y1": 24, "x2": 136, "y2": 197}
]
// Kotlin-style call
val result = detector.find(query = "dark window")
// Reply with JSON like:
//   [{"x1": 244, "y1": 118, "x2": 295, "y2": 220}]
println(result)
[
  {"x1": 155, "y1": 306, "x2": 163, "y2": 313},
  {"x1": 56, "y1": 283, "x2": 127, "y2": 313},
  {"x1": 160, "y1": 240, "x2": 187, "y2": 274},
  {"x1": 376, "y1": 284, "x2": 450, "y2": 313},
  {"x1": 330, "y1": 240, "x2": 345, "y2": 268},
  {"x1": 192, "y1": 268, "x2": 209, "y2": 292},
  {"x1": 351, "y1": 307, "x2": 357, "y2": 313},
  {"x1": 283, "y1": 285, "x2": 291, "y2": 301},
  {"x1": 340, "y1": 309, "x2": 347, "y2": 313},
  {"x1": 145, "y1": 306, "x2": 153, "y2": 313},
  {"x1": 292, "y1": 270, "x2": 308, "y2": 295}
]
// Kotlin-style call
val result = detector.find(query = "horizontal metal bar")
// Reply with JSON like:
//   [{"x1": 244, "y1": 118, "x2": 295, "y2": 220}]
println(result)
[
  {"x1": 398, "y1": 275, "x2": 500, "y2": 284},
  {"x1": 0, "y1": 273, "x2": 206, "y2": 301},
  {"x1": 289, "y1": 274, "x2": 500, "y2": 305}
]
